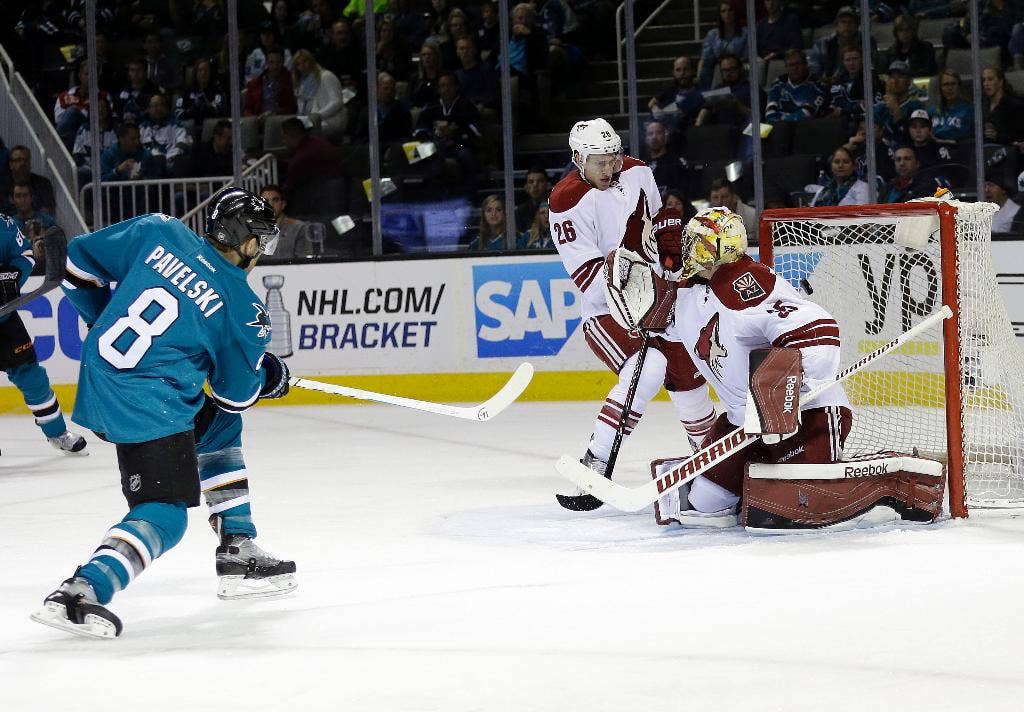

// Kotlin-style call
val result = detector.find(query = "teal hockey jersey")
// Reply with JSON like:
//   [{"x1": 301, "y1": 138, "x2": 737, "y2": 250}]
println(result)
[{"x1": 63, "y1": 214, "x2": 271, "y2": 443}]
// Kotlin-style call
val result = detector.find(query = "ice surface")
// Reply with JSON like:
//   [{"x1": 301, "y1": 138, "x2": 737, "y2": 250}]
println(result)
[{"x1": 2, "y1": 401, "x2": 1024, "y2": 711}]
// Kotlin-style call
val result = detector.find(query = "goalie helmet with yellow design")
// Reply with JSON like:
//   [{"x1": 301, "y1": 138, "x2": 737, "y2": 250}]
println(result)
[{"x1": 680, "y1": 207, "x2": 748, "y2": 278}]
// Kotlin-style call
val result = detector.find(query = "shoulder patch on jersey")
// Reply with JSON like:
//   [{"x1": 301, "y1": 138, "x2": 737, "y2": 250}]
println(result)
[
  {"x1": 549, "y1": 172, "x2": 593, "y2": 213},
  {"x1": 247, "y1": 302, "x2": 272, "y2": 339},
  {"x1": 620, "y1": 155, "x2": 647, "y2": 172},
  {"x1": 711, "y1": 256, "x2": 776, "y2": 309}
]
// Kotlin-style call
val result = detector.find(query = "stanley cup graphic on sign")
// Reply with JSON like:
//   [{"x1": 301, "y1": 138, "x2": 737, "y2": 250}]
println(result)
[{"x1": 262, "y1": 274, "x2": 293, "y2": 358}]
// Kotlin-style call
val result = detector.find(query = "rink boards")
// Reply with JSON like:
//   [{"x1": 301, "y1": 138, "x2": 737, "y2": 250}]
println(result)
[{"x1": 3, "y1": 246, "x2": 1024, "y2": 412}]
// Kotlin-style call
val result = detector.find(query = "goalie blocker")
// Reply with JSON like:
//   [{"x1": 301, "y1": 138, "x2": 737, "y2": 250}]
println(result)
[{"x1": 652, "y1": 453, "x2": 945, "y2": 531}]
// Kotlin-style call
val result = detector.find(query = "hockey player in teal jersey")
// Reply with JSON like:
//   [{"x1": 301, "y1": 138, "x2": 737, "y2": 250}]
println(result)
[
  {"x1": 0, "y1": 215, "x2": 87, "y2": 454},
  {"x1": 32, "y1": 187, "x2": 294, "y2": 638}
]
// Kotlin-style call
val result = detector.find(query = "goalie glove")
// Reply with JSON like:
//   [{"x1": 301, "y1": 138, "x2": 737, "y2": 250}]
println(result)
[
  {"x1": 258, "y1": 351, "x2": 290, "y2": 400},
  {"x1": 0, "y1": 265, "x2": 21, "y2": 308},
  {"x1": 603, "y1": 247, "x2": 677, "y2": 333},
  {"x1": 743, "y1": 348, "x2": 802, "y2": 445},
  {"x1": 621, "y1": 189, "x2": 657, "y2": 263}
]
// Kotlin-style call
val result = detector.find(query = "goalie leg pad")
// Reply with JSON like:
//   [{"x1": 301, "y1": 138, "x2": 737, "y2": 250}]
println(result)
[
  {"x1": 744, "y1": 347, "x2": 802, "y2": 443},
  {"x1": 742, "y1": 454, "x2": 946, "y2": 532},
  {"x1": 651, "y1": 458, "x2": 739, "y2": 528}
]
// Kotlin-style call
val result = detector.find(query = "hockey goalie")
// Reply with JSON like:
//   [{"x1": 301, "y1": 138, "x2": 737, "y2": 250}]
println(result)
[{"x1": 603, "y1": 206, "x2": 947, "y2": 532}]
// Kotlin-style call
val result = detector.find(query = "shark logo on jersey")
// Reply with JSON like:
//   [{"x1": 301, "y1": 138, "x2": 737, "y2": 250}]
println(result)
[
  {"x1": 695, "y1": 312, "x2": 728, "y2": 379},
  {"x1": 733, "y1": 272, "x2": 766, "y2": 302},
  {"x1": 247, "y1": 303, "x2": 272, "y2": 339}
]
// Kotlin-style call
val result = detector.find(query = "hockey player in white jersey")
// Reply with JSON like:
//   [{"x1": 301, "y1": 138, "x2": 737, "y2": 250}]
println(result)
[
  {"x1": 551, "y1": 118, "x2": 716, "y2": 510},
  {"x1": 603, "y1": 206, "x2": 946, "y2": 530}
]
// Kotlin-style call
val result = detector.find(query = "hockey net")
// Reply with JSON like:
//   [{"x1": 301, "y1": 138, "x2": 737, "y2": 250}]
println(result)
[{"x1": 760, "y1": 200, "x2": 1024, "y2": 517}]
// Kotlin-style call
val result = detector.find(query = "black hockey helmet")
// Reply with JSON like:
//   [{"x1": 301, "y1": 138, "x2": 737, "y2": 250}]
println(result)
[{"x1": 205, "y1": 186, "x2": 280, "y2": 256}]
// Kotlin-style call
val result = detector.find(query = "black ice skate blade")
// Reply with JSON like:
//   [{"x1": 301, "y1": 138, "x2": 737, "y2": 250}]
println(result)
[{"x1": 555, "y1": 493, "x2": 604, "y2": 511}]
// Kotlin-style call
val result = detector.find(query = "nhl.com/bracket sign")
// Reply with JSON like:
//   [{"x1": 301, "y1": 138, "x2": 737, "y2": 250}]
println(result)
[{"x1": 473, "y1": 262, "x2": 582, "y2": 358}]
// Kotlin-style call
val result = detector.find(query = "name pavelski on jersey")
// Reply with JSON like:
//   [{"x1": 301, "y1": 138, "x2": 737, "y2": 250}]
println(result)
[{"x1": 143, "y1": 244, "x2": 223, "y2": 317}]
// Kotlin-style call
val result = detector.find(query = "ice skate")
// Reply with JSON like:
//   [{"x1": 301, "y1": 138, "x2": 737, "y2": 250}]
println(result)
[
  {"x1": 47, "y1": 430, "x2": 88, "y2": 456},
  {"x1": 30, "y1": 575, "x2": 121, "y2": 639},
  {"x1": 216, "y1": 534, "x2": 297, "y2": 600}
]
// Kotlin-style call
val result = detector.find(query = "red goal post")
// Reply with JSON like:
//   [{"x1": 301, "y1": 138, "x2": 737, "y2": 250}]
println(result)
[{"x1": 759, "y1": 200, "x2": 1024, "y2": 519}]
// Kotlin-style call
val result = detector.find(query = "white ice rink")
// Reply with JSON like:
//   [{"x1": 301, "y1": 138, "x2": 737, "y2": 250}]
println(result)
[{"x1": 2, "y1": 400, "x2": 1024, "y2": 711}]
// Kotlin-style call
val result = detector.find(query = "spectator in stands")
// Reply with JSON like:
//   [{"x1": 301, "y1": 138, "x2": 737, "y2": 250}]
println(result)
[
  {"x1": 880, "y1": 14, "x2": 937, "y2": 79},
  {"x1": 72, "y1": 97, "x2": 117, "y2": 186},
  {"x1": 945, "y1": 0, "x2": 1017, "y2": 57},
  {"x1": 874, "y1": 60, "x2": 926, "y2": 153},
  {"x1": 246, "y1": 21, "x2": 294, "y2": 85},
  {"x1": 260, "y1": 183, "x2": 313, "y2": 260},
  {"x1": 517, "y1": 199, "x2": 552, "y2": 249},
  {"x1": 427, "y1": 0, "x2": 454, "y2": 39},
  {"x1": 756, "y1": 0, "x2": 802, "y2": 61},
  {"x1": 410, "y1": 42, "x2": 444, "y2": 109},
  {"x1": 883, "y1": 146, "x2": 945, "y2": 202},
  {"x1": 192, "y1": 0, "x2": 229, "y2": 50},
  {"x1": 388, "y1": 0, "x2": 430, "y2": 51},
  {"x1": 648, "y1": 56, "x2": 706, "y2": 137},
  {"x1": 270, "y1": 0, "x2": 302, "y2": 50},
  {"x1": 929, "y1": 69, "x2": 974, "y2": 144},
  {"x1": 193, "y1": 119, "x2": 235, "y2": 177},
  {"x1": 414, "y1": 72, "x2": 482, "y2": 192},
  {"x1": 908, "y1": 109, "x2": 954, "y2": 168},
  {"x1": 907, "y1": 0, "x2": 963, "y2": 19},
  {"x1": 376, "y1": 17, "x2": 413, "y2": 82},
  {"x1": 1, "y1": 146, "x2": 55, "y2": 215},
  {"x1": 100, "y1": 123, "x2": 159, "y2": 181},
  {"x1": 469, "y1": 194, "x2": 508, "y2": 251},
  {"x1": 810, "y1": 146, "x2": 870, "y2": 206},
  {"x1": 696, "y1": 54, "x2": 752, "y2": 132},
  {"x1": 436, "y1": 8, "x2": 472, "y2": 69},
  {"x1": 54, "y1": 61, "x2": 111, "y2": 150},
  {"x1": 827, "y1": 44, "x2": 879, "y2": 125},
  {"x1": 642, "y1": 120, "x2": 691, "y2": 196},
  {"x1": 765, "y1": 49, "x2": 827, "y2": 123},
  {"x1": 515, "y1": 166, "x2": 551, "y2": 232},
  {"x1": 843, "y1": 117, "x2": 895, "y2": 181},
  {"x1": 243, "y1": 46, "x2": 298, "y2": 119},
  {"x1": 508, "y1": 3, "x2": 549, "y2": 100},
  {"x1": 808, "y1": 6, "x2": 875, "y2": 80},
  {"x1": 141, "y1": 32, "x2": 181, "y2": 93},
  {"x1": 986, "y1": 172, "x2": 1024, "y2": 232},
  {"x1": 114, "y1": 58, "x2": 159, "y2": 124},
  {"x1": 319, "y1": 18, "x2": 365, "y2": 84},
  {"x1": 280, "y1": 117, "x2": 342, "y2": 196},
  {"x1": 982, "y1": 66, "x2": 1024, "y2": 149},
  {"x1": 698, "y1": 2, "x2": 748, "y2": 89},
  {"x1": 9, "y1": 181, "x2": 61, "y2": 260},
  {"x1": 292, "y1": 49, "x2": 348, "y2": 141},
  {"x1": 355, "y1": 71, "x2": 413, "y2": 144},
  {"x1": 662, "y1": 188, "x2": 696, "y2": 221},
  {"x1": 477, "y1": 1, "x2": 501, "y2": 62},
  {"x1": 175, "y1": 58, "x2": 228, "y2": 124},
  {"x1": 709, "y1": 178, "x2": 756, "y2": 239},
  {"x1": 295, "y1": 0, "x2": 336, "y2": 50},
  {"x1": 456, "y1": 36, "x2": 499, "y2": 112},
  {"x1": 139, "y1": 93, "x2": 194, "y2": 177}
]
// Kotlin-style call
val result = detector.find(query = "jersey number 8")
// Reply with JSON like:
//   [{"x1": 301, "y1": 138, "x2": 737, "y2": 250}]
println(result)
[
  {"x1": 553, "y1": 219, "x2": 577, "y2": 244},
  {"x1": 98, "y1": 287, "x2": 180, "y2": 369}
]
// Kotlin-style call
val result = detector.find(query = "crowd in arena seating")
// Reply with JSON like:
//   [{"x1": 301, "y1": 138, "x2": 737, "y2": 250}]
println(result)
[{"x1": 5, "y1": 0, "x2": 1024, "y2": 255}]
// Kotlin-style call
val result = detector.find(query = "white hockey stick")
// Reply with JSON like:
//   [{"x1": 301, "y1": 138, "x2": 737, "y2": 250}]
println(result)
[
  {"x1": 288, "y1": 361, "x2": 534, "y2": 421},
  {"x1": 555, "y1": 306, "x2": 954, "y2": 512}
]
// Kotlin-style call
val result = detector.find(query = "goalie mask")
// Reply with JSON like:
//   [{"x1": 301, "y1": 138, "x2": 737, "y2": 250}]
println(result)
[
  {"x1": 569, "y1": 118, "x2": 623, "y2": 180},
  {"x1": 681, "y1": 207, "x2": 748, "y2": 278}
]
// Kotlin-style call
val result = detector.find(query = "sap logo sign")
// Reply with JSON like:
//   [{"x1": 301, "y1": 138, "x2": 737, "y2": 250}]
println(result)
[{"x1": 473, "y1": 262, "x2": 581, "y2": 358}]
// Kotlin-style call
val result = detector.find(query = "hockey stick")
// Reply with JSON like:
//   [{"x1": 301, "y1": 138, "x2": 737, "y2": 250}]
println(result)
[
  {"x1": 287, "y1": 361, "x2": 534, "y2": 421},
  {"x1": 555, "y1": 306, "x2": 954, "y2": 513},
  {"x1": 556, "y1": 331, "x2": 652, "y2": 511},
  {"x1": 0, "y1": 233, "x2": 68, "y2": 319}
]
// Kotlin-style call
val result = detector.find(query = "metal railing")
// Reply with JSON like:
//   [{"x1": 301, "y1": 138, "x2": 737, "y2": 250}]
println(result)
[
  {"x1": 0, "y1": 67, "x2": 49, "y2": 191},
  {"x1": 616, "y1": 0, "x2": 698, "y2": 114},
  {"x1": 80, "y1": 153, "x2": 278, "y2": 231},
  {"x1": 47, "y1": 157, "x2": 88, "y2": 237},
  {"x1": 10, "y1": 71, "x2": 80, "y2": 202}
]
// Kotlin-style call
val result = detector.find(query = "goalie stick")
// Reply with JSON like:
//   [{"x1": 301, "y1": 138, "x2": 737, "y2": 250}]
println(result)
[
  {"x1": 288, "y1": 362, "x2": 534, "y2": 421},
  {"x1": 556, "y1": 331, "x2": 651, "y2": 511},
  {"x1": 0, "y1": 232, "x2": 68, "y2": 319},
  {"x1": 554, "y1": 306, "x2": 954, "y2": 513}
]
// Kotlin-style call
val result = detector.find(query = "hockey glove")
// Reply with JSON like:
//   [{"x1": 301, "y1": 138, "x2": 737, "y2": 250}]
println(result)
[
  {"x1": 621, "y1": 189, "x2": 657, "y2": 262},
  {"x1": 259, "y1": 351, "x2": 290, "y2": 400},
  {"x1": 652, "y1": 207, "x2": 685, "y2": 276},
  {"x1": 0, "y1": 265, "x2": 21, "y2": 307}
]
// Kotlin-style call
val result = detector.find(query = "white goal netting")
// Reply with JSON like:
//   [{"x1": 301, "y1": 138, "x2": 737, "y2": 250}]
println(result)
[{"x1": 764, "y1": 200, "x2": 1024, "y2": 510}]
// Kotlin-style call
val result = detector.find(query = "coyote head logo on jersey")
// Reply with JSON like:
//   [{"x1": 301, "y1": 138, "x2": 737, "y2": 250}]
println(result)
[{"x1": 695, "y1": 312, "x2": 728, "y2": 379}]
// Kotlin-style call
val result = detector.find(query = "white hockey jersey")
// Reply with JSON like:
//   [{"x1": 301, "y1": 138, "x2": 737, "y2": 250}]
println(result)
[
  {"x1": 666, "y1": 256, "x2": 851, "y2": 426},
  {"x1": 551, "y1": 157, "x2": 662, "y2": 321}
]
